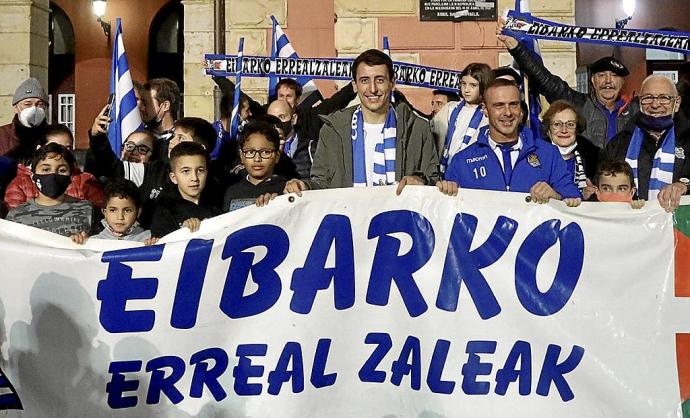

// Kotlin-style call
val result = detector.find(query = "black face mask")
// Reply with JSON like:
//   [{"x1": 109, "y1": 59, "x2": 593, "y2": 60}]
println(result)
[
  {"x1": 144, "y1": 118, "x2": 161, "y2": 131},
  {"x1": 278, "y1": 120, "x2": 293, "y2": 137},
  {"x1": 638, "y1": 112, "x2": 675, "y2": 132},
  {"x1": 33, "y1": 173, "x2": 71, "y2": 199},
  {"x1": 144, "y1": 106, "x2": 163, "y2": 130}
]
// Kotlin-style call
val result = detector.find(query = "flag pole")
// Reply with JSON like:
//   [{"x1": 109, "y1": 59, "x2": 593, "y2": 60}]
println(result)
[
  {"x1": 523, "y1": 75, "x2": 531, "y2": 128},
  {"x1": 213, "y1": 0, "x2": 225, "y2": 121},
  {"x1": 108, "y1": 18, "x2": 143, "y2": 158},
  {"x1": 230, "y1": 37, "x2": 245, "y2": 140}
]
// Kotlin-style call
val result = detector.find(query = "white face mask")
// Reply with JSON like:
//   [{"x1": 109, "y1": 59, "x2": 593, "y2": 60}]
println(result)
[
  {"x1": 557, "y1": 142, "x2": 577, "y2": 156},
  {"x1": 18, "y1": 106, "x2": 46, "y2": 128}
]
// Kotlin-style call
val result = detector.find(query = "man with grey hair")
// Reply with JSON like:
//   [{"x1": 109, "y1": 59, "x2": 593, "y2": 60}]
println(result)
[
  {"x1": 601, "y1": 74, "x2": 690, "y2": 211},
  {"x1": 0, "y1": 77, "x2": 49, "y2": 161},
  {"x1": 497, "y1": 20, "x2": 639, "y2": 149}
]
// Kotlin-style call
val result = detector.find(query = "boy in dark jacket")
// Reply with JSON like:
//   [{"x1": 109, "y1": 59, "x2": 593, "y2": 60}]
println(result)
[
  {"x1": 150, "y1": 142, "x2": 219, "y2": 238},
  {"x1": 223, "y1": 121, "x2": 286, "y2": 211},
  {"x1": 89, "y1": 111, "x2": 220, "y2": 228}
]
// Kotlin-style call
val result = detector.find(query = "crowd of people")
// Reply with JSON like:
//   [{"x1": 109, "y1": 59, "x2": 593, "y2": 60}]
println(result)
[{"x1": 1, "y1": 26, "x2": 689, "y2": 245}]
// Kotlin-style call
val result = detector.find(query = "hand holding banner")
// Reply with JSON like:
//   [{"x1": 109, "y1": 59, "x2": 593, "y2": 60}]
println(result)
[
  {"x1": 502, "y1": 10, "x2": 690, "y2": 55},
  {"x1": 0, "y1": 188, "x2": 688, "y2": 417}
]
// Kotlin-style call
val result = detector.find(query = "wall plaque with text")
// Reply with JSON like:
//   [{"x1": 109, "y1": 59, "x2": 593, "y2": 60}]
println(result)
[{"x1": 420, "y1": 0, "x2": 497, "y2": 21}]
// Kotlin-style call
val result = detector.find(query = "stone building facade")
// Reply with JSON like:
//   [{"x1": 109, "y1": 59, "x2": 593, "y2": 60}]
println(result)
[{"x1": 0, "y1": 0, "x2": 577, "y2": 149}]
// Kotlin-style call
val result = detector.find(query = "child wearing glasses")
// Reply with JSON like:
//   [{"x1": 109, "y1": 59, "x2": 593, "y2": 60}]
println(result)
[
  {"x1": 150, "y1": 141, "x2": 219, "y2": 238},
  {"x1": 223, "y1": 121, "x2": 286, "y2": 212},
  {"x1": 121, "y1": 131, "x2": 155, "y2": 163}
]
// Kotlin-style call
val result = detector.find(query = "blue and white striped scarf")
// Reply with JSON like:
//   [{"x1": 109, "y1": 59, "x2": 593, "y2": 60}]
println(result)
[
  {"x1": 284, "y1": 133, "x2": 298, "y2": 158},
  {"x1": 625, "y1": 126, "x2": 676, "y2": 200},
  {"x1": 352, "y1": 106, "x2": 397, "y2": 187},
  {"x1": 439, "y1": 100, "x2": 484, "y2": 174}
]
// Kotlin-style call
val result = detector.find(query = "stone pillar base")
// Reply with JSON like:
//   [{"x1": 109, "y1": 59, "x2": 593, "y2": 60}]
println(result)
[{"x1": 0, "y1": 0, "x2": 49, "y2": 125}]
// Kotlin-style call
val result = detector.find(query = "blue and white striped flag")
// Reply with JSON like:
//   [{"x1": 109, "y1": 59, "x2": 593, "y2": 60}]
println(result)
[
  {"x1": 0, "y1": 367, "x2": 22, "y2": 410},
  {"x1": 230, "y1": 38, "x2": 244, "y2": 140},
  {"x1": 108, "y1": 18, "x2": 143, "y2": 158},
  {"x1": 513, "y1": 0, "x2": 543, "y2": 140},
  {"x1": 268, "y1": 16, "x2": 319, "y2": 102},
  {"x1": 383, "y1": 36, "x2": 391, "y2": 56}
]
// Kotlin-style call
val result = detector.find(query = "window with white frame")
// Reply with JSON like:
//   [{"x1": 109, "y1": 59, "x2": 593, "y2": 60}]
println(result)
[
  {"x1": 576, "y1": 66, "x2": 590, "y2": 95},
  {"x1": 57, "y1": 94, "x2": 75, "y2": 135},
  {"x1": 47, "y1": 94, "x2": 52, "y2": 124}
]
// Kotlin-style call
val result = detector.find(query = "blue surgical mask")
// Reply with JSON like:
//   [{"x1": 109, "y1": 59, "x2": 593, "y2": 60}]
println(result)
[{"x1": 638, "y1": 113, "x2": 674, "y2": 131}]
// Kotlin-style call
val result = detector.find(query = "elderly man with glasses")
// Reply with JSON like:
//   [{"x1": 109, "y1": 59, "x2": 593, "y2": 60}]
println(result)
[{"x1": 601, "y1": 74, "x2": 690, "y2": 211}]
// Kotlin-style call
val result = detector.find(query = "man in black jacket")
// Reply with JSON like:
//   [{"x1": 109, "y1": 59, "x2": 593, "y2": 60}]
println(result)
[
  {"x1": 497, "y1": 22, "x2": 639, "y2": 150},
  {"x1": 601, "y1": 74, "x2": 689, "y2": 211}
]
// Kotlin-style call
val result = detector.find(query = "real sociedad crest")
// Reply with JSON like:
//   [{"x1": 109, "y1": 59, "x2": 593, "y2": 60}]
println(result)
[
  {"x1": 677, "y1": 147, "x2": 686, "y2": 160},
  {"x1": 527, "y1": 153, "x2": 541, "y2": 167}
]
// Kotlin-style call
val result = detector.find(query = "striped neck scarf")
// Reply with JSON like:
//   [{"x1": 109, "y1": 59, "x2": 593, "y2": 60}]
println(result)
[
  {"x1": 572, "y1": 150, "x2": 587, "y2": 192},
  {"x1": 352, "y1": 106, "x2": 397, "y2": 187},
  {"x1": 284, "y1": 132, "x2": 298, "y2": 158},
  {"x1": 440, "y1": 100, "x2": 484, "y2": 174},
  {"x1": 625, "y1": 126, "x2": 676, "y2": 200}
]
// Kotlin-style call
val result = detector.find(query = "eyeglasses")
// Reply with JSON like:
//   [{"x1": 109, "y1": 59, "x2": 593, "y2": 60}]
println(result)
[
  {"x1": 550, "y1": 121, "x2": 578, "y2": 131},
  {"x1": 123, "y1": 142, "x2": 152, "y2": 154},
  {"x1": 639, "y1": 94, "x2": 676, "y2": 105},
  {"x1": 241, "y1": 148, "x2": 276, "y2": 159}
]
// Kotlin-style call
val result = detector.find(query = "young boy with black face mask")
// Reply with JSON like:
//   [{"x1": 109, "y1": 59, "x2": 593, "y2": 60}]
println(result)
[{"x1": 6, "y1": 143, "x2": 95, "y2": 244}]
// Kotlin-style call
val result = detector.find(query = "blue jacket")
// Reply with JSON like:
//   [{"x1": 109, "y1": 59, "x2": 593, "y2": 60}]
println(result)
[{"x1": 445, "y1": 126, "x2": 582, "y2": 198}]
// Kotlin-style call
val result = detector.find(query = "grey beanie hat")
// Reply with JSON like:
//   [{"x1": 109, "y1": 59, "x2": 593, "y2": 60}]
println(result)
[{"x1": 12, "y1": 77, "x2": 48, "y2": 106}]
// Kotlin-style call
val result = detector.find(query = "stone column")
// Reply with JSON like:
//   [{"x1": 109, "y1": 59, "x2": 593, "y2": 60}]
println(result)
[
  {"x1": 182, "y1": 0, "x2": 216, "y2": 121},
  {"x1": 224, "y1": 0, "x2": 282, "y2": 104},
  {"x1": 0, "y1": 0, "x2": 49, "y2": 125},
  {"x1": 182, "y1": 0, "x2": 285, "y2": 119}
]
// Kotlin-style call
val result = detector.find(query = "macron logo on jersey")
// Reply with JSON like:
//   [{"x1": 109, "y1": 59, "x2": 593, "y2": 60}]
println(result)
[{"x1": 466, "y1": 155, "x2": 488, "y2": 164}]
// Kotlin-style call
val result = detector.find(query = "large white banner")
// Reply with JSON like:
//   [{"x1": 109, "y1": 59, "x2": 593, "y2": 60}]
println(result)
[{"x1": 0, "y1": 187, "x2": 688, "y2": 417}]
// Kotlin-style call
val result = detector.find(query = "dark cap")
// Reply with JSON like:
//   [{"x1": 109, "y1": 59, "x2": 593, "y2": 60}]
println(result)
[
  {"x1": 12, "y1": 77, "x2": 48, "y2": 106},
  {"x1": 589, "y1": 56, "x2": 630, "y2": 77},
  {"x1": 492, "y1": 66, "x2": 523, "y2": 86}
]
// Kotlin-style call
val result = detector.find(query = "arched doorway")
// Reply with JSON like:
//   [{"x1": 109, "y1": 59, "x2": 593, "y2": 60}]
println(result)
[
  {"x1": 48, "y1": 2, "x2": 75, "y2": 136},
  {"x1": 148, "y1": 1, "x2": 184, "y2": 93}
]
